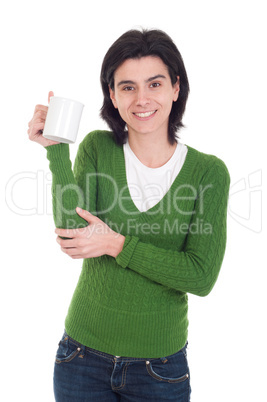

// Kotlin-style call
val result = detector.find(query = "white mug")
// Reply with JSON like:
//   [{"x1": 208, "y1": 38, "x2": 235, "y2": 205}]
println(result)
[{"x1": 43, "y1": 96, "x2": 84, "y2": 144}]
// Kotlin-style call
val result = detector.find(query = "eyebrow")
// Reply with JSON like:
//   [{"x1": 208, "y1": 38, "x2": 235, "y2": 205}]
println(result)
[{"x1": 117, "y1": 74, "x2": 167, "y2": 87}]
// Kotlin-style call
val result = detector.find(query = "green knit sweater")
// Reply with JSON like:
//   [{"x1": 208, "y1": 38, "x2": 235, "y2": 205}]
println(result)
[{"x1": 46, "y1": 130, "x2": 230, "y2": 358}]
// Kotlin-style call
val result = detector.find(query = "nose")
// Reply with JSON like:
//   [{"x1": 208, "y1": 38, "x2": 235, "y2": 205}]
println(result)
[{"x1": 135, "y1": 88, "x2": 150, "y2": 107}]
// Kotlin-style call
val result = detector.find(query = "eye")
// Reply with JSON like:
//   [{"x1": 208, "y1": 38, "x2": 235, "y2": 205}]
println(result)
[
  {"x1": 123, "y1": 86, "x2": 135, "y2": 91},
  {"x1": 150, "y1": 82, "x2": 161, "y2": 88}
]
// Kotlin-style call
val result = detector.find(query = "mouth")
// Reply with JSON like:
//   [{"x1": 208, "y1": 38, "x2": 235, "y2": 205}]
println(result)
[{"x1": 133, "y1": 110, "x2": 157, "y2": 119}]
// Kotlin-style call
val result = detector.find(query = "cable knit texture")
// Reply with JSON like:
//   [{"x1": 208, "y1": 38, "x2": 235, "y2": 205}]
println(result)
[{"x1": 46, "y1": 130, "x2": 230, "y2": 358}]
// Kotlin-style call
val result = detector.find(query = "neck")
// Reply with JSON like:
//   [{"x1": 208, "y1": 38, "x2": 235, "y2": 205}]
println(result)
[{"x1": 127, "y1": 130, "x2": 177, "y2": 168}]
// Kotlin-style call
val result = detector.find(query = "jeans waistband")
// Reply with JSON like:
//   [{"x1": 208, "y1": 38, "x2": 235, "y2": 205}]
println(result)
[{"x1": 63, "y1": 330, "x2": 188, "y2": 363}]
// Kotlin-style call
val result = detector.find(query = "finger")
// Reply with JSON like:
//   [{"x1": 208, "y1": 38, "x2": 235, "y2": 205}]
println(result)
[
  {"x1": 76, "y1": 207, "x2": 98, "y2": 222},
  {"x1": 60, "y1": 247, "x2": 77, "y2": 256},
  {"x1": 61, "y1": 247, "x2": 82, "y2": 259},
  {"x1": 56, "y1": 236, "x2": 75, "y2": 247},
  {"x1": 48, "y1": 91, "x2": 54, "y2": 103},
  {"x1": 34, "y1": 104, "x2": 49, "y2": 114},
  {"x1": 55, "y1": 227, "x2": 74, "y2": 238},
  {"x1": 71, "y1": 255, "x2": 83, "y2": 259},
  {"x1": 30, "y1": 109, "x2": 47, "y2": 126},
  {"x1": 28, "y1": 122, "x2": 45, "y2": 139}
]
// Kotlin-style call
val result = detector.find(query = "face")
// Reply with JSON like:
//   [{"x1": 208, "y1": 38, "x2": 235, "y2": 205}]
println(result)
[{"x1": 109, "y1": 56, "x2": 180, "y2": 140}]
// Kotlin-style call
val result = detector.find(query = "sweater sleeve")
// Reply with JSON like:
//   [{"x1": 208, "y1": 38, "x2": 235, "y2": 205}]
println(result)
[
  {"x1": 46, "y1": 138, "x2": 97, "y2": 230},
  {"x1": 116, "y1": 159, "x2": 230, "y2": 297}
]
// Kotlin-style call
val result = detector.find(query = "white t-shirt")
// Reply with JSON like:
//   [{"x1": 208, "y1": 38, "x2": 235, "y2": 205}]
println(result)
[{"x1": 123, "y1": 141, "x2": 188, "y2": 212}]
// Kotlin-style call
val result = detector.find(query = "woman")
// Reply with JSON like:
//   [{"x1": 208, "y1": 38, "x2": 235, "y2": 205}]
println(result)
[{"x1": 28, "y1": 28, "x2": 230, "y2": 402}]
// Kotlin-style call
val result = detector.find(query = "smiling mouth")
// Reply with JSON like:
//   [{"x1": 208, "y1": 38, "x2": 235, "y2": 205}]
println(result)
[{"x1": 133, "y1": 110, "x2": 157, "y2": 118}]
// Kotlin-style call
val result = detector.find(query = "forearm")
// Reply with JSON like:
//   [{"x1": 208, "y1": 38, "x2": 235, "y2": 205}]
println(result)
[
  {"x1": 116, "y1": 229, "x2": 226, "y2": 297},
  {"x1": 46, "y1": 143, "x2": 88, "y2": 229},
  {"x1": 116, "y1": 159, "x2": 230, "y2": 297}
]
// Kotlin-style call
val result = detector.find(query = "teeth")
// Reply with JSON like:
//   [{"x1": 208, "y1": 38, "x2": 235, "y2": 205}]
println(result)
[{"x1": 134, "y1": 111, "x2": 156, "y2": 118}]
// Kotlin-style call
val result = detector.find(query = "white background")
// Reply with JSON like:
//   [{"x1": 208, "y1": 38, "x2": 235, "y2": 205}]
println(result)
[{"x1": 1, "y1": 0, "x2": 266, "y2": 401}]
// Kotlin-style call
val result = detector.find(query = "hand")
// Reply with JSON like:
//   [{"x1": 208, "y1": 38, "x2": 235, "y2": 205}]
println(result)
[
  {"x1": 28, "y1": 91, "x2": 60, "y2": 147},
  {"x1": 55, "y1": 207, "x2": 125, "y2": 259}
]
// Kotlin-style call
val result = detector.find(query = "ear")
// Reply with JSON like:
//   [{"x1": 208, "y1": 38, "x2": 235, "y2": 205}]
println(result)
[
  {"x1": 173, "y1": 76, "x2": 180, "y2": 102},
  {"x1": 109, "y1": 85, "x2": 118, "y2": 109}
]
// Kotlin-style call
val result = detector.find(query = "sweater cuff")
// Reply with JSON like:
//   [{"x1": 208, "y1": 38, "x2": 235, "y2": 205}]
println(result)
[
  {"x1": 116, "y1": 235, "x2": 139, "y2": 269},
  {"x1": 46, "y1": 143, "x2": 70, "y2": 162}
]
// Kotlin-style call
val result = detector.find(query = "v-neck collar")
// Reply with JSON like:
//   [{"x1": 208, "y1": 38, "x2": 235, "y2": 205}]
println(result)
[{"x1": 114, "y1": 143, "x2": 198, "y2": 222}]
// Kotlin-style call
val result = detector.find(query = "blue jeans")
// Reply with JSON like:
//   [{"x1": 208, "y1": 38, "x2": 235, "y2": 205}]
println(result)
[{"x1": 54, "y1": 331, "x2": 191, "y2": 401}]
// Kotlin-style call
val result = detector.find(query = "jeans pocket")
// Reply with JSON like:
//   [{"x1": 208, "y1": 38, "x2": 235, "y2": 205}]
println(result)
[
  {"x1": 145, "y1": 346, "x2": 189, "y2": 384},
  {"x1": 146, "y1": 362, "x2": 189, "y2": 383},
  {"x1": 55, "y1": 332, "x2": 81, "y2": 365}
]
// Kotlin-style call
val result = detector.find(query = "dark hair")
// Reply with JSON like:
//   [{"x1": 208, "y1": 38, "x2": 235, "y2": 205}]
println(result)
[{"x1": 100, "y1": 28, "x2": 190, "y2": 145}]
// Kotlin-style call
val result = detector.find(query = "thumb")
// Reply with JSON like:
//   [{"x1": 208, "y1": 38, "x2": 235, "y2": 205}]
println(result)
[
  {"x1": 48, "y1": 91, "x2": 54, "y2": 103},
  {"x1": 76, "y1": 207, "x2": 97, "y2": 222}
]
